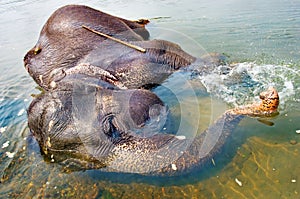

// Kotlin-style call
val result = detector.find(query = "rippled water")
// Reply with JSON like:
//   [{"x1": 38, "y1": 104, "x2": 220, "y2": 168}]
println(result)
[{"x1": 0, "y1": 0, "x2": 299, "y2": 198}]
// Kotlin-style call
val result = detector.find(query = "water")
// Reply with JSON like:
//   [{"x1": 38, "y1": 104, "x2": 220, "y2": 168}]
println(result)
[{"x1": 0, "y1": 0, "x2": 299, "y2": 198}]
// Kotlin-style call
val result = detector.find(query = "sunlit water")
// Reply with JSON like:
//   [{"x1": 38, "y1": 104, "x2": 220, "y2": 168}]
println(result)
[{"x1": 0, "y1": 0, "x2": 299, "y2": 198}]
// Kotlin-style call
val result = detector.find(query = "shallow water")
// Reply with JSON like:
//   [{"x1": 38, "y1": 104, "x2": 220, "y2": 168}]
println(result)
[{"x1": 0, "y1": 0, "x2": 299, "y2": 198}]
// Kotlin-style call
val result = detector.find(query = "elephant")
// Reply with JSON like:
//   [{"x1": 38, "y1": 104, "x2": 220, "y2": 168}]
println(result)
[{"x1": 24, "y1": 5, "x2": 225, "y2": 91}]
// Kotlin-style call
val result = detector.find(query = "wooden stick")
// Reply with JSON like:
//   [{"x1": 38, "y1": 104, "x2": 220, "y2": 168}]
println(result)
[{"x1": 82, "y1": 25, "x2": 146, "y2": 53}]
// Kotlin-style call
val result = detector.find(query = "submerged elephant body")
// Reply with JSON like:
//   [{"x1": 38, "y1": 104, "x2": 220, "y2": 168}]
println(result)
[
  {"x1": 28, "y1": 82, "x2": 279, "y2": 174},
  {"x1": 25, "y1": 5, "x2": 279, "y2": 175}
]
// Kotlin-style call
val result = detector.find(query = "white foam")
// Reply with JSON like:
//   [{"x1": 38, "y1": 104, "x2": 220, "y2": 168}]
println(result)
[
  {"x1": 17, "y1": 109, "x2": 25, "y2": 116},
  {"x1": 199, "y1": 62, "x2": 299, "y2": 110},
  {"x1": 2, "y1": 141, "x2": 10, "y2": 149},
  {"x1": 175, "y1": 135, "x2": 186, "y2": 140},
  {"x1": 171, "y1": 163, "x2": 177, "y2": 171},
  {"x1": 0, "y1": 126, "x2": 7, "y2": 133},
  {"x1": 5, "y1": 151, "x2": 15, "y2": 158}
]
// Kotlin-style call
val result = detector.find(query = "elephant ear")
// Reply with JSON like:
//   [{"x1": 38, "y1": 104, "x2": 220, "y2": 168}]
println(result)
[{"x1": 109, "y1": 88, "x2": 170, "y2": 138}]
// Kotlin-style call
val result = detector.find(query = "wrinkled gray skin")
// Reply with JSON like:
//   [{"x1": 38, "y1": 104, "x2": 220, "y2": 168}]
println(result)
[{"x1": 25, "y1": 5, "x2": 234, "y2": 175}]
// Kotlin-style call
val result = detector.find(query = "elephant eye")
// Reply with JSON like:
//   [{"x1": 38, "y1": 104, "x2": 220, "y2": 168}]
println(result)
[{"x1": 33, "y1": 46, "x2": 42, "y2": 55}]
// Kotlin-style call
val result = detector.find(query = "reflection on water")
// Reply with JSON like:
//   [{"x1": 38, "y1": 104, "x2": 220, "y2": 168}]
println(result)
[{"x1": 0, "y1": 0, "x2": 299, "y2": 198}]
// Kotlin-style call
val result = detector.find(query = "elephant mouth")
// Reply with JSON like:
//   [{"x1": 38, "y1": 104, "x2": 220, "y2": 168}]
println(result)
[{"x1": 23, "y1": 50, "x2": 33, "y2": 75}]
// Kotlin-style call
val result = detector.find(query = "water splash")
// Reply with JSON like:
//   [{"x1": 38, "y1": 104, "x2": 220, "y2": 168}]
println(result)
[{"x1": 199, "y1": 62, "x2": 299, "y2": 111}]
